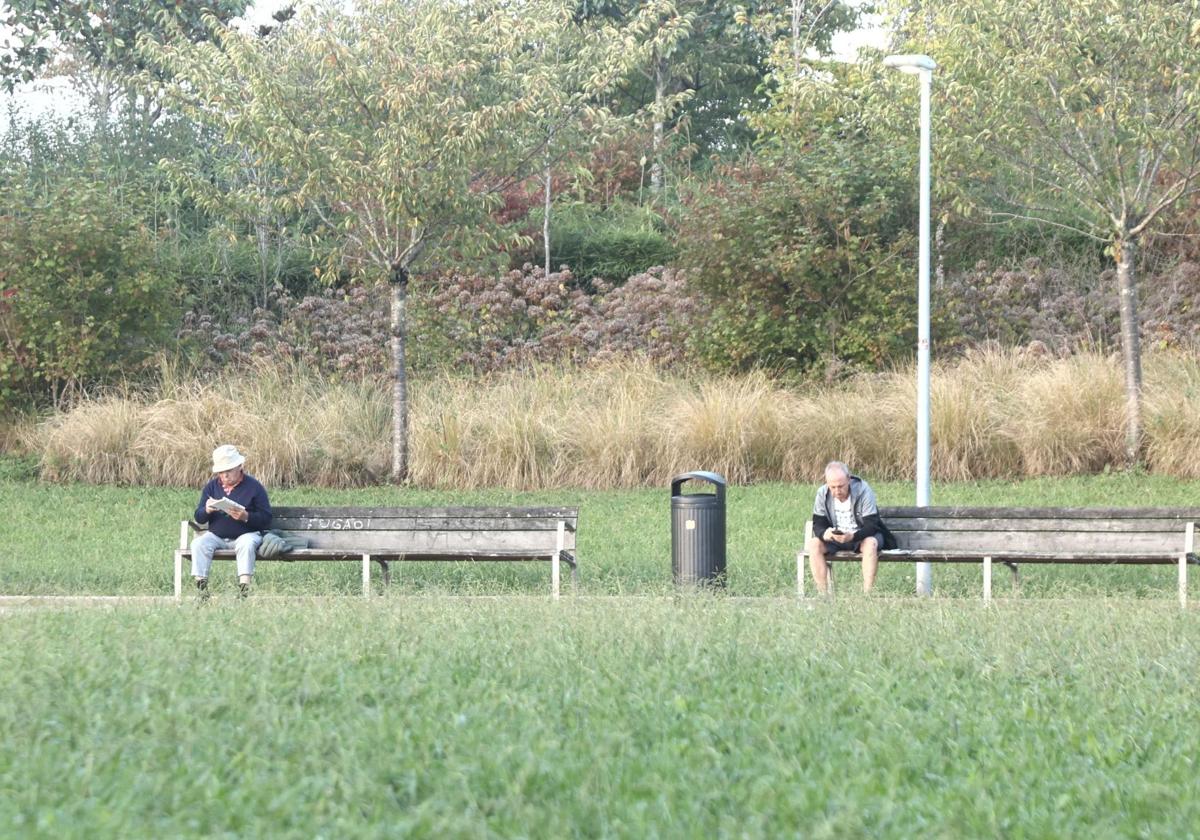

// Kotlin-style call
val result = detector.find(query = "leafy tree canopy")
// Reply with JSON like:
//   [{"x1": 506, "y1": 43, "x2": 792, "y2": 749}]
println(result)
[
  {"x1": 0, "y1": 0, "x2": 251, "y2": 92},
  {"x1": 880, "y1": 0, "x2": 1200, "y2": 462}
]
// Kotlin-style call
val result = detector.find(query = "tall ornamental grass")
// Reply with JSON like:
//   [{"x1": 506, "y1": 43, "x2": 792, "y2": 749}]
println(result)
[{"x1": 23, "y1": 349, "x2": 1200, "y2": 488}]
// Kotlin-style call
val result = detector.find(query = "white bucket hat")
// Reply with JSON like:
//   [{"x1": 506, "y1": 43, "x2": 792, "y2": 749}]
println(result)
[{"x1": 211, "y1": 444, "x2": 246, "y2": 473}]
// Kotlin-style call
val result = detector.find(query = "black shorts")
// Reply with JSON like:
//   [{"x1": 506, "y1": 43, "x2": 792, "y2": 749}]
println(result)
[{"x1": 822, "y1": 535, "x2": 878, "y2": 554}]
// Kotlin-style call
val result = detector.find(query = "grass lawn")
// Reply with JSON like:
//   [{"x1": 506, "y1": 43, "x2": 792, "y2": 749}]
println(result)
[
  {"x1": 3, "y1": 470, "x2": 1200, "y2": 836},
  {"x1": 1, "y1": 469, "x2": 1197, "y2": 598},
  {"x1": 2, "y1": 598, "x2": 1198, "y2": 837}
]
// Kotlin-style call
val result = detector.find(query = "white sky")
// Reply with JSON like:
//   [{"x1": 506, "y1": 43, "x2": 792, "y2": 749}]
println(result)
[{"x1": 832, "y1": 12, "x2": 890, "y2": 61}]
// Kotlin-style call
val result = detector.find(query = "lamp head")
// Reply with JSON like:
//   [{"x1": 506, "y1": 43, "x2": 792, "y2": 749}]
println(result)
[{"x1": 883, "y1": 54, "x2": 937, "y2": 74}]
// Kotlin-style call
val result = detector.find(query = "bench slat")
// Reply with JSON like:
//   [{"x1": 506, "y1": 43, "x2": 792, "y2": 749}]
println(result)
[
  {"x1": 271, "y1": 516, "x2": 576, "y2": 533},
  {"x1": 273, "y1": 506, "x2": 578, "y2": 520},
  {"x1": 880, "y1": 506, "x2": 1200, "y2": 520},
  {"x1": 267, "y1": 530, "x2": 574, "y2": 553},
  {"x1": 891, "y1": 531, "x2": 1184, "y2": 553},
  {"x1": 824, "y1": 550, "x2": 1189, "y2": 565},
  {"x1": 198, "y1": 548, "x2": 576, "y2": 563},
  {"x1": 886, "y1": 517, "x2": 1190, "y2": 534}
]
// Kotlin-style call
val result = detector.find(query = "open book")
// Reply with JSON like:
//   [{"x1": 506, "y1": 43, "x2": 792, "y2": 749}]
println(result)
[{"x1": 209, "y1": 496, "x2": 246, "y2": 515}]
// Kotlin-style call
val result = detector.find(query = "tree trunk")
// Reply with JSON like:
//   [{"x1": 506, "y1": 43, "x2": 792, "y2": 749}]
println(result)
[
  {"x1": 543, "y1": 154, "x2": 552, "y2": 277},
  {"x1": 791, "y1": 0, "x2": 803, "y2": 75},
  {"x1": 389, "y1": 266, "x2": 409, "y2": 483},
  {"x1": 651, "y1": 51, "x2": 666, "y2": 195},
  {"x1": 1115, "y1": 233, "x2": 1143, "y2": 466},
  {"x1": 255, "y1": 217, "x2": 271, "y2": 306},
  {"x1": 935, "y1": 218, "x2": 945, "y2": 290}
]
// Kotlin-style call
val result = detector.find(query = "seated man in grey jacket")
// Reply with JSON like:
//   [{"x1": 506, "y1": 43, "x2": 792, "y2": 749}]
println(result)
[{"x1": 807, "y1": 461, "x2": 888, "y2": 594}]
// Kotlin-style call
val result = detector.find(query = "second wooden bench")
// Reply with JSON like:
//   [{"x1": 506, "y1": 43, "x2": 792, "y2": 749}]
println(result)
[{"x1": 798, "y1": 506, "x2": 1199, "y2": 605}]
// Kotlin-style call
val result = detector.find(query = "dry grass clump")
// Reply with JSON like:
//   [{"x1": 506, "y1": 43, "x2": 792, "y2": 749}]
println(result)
[
  {"x1": 409, "y1": 363, "x2": 798, "y2": 488},
  {"x1": 661, "y1": 370, "x2": 793, "y2": 486},
  {"x1": 24, "y1": 349, "x2": 1200, "y2": 488},
  {"x1": 38, "y1": 395, "x2": 146, "y2": 484},
  {"x1": 932, "y1": 351, "x2": 1024, "y2": 480},
  {"x1": 410, "y1": 367, "x2": 563, "y2": 489},
  {"x1": 1143, "y1": 354, "x2": 1200, "y2": 478},
  {"x1": 36, "y1": 361, "x2": 389, "y2": 487},
  {"x1": 1006, "y1": 353, "x2": 1127, "y2": 474},
  {"x1": 553, "y1": 363, "x2": 671, "y2": 487}
]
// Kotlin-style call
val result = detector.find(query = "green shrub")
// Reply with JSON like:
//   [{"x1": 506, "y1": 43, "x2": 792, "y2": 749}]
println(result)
[
  {"x1": 537, "y1": 200, "x2": 675, "y2": 286},
  {"x1": 0, "y1": 177, "x2": 180, "y2": 406},
  {"x1": 676, "y1": 142, "x2": 917, "y2": 376}
]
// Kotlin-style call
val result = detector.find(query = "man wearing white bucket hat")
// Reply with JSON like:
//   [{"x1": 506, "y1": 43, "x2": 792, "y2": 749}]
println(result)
[{"x1": 190, "y1": 444, "x2": 273, "y2": 599}]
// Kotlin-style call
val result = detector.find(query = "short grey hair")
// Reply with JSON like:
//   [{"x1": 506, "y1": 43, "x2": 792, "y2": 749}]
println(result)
[{"x1": 824, "y1": 461, "x2": 850, "y2": 481}]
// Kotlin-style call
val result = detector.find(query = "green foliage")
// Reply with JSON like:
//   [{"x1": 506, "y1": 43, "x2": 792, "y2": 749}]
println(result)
[
  {"x1": 143, "y1": 0, "x2": 685, "y2": 479},
  {"x1": 538, "y1": 200, "x2": 675, "y2": 284},
  {"x1": 0, "y1": 178, "x2": 179, "y2": 406},
  {"x1": 173, "y1": 231, "x2": 324, "y2": 318},
  {"x1": 0, "y1": 453, "x2": 37, "y2": 481},
  {"x1": 145, "y1": 0, "x2": 671, "y2": 279},
  {"x1": 583, "y1": 0, "x2": 862, "y2": 168},
  {"x1": 677, "y1": 139, "x2": 917, "y2": 375},
  {"x1": 879, "y1": 0, "x2": 1200, "y2": 460},
  {"x1": 883, "y1": 0, "x2": 1200, "y2": 242},
  {"x1": 0, "y1": 0, "x2": 250, "y2": 92}
]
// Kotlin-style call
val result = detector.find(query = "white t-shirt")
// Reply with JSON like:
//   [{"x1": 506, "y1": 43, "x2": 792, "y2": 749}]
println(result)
[{"x1": 832, "y1": 496, "x2": 856, "y2": 534}]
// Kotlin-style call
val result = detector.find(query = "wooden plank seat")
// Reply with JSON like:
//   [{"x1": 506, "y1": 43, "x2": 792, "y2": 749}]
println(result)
[
  {"x1": 798, "y1": 506, "x2": 1200, "y2": 606},
  {"x1": 174, "y1": 505, "x2": 578, "y2": 600}
]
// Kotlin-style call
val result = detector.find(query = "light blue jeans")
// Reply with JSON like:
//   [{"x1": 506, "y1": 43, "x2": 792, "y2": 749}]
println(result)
[{"x1": 190, "y1": 530, "x2": 262, "y2": 579}]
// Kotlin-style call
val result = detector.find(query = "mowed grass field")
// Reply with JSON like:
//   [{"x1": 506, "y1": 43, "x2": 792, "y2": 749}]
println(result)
[
  {"x1": 3, "y1": 470, "x2": 1200, "y2": 836},
  {"x1": 3, "y1": 599, "x2": 1199, "y2": 837},
  {"x1": 3, "y1": 470, "x2": 1200, "y2": 598}
]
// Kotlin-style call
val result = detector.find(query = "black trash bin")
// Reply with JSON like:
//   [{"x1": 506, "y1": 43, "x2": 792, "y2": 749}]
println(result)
[{"x1": 671, "y1": 471, "x2": 727, "y2": 587}]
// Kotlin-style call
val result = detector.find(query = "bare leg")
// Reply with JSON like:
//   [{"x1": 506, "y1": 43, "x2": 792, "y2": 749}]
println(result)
[
  {"x1": 807, "y1": 537, "x2": 830, "y2": 595},
  {"x1": 861, "y1": 536, "x2": 880, "y2": 593}
]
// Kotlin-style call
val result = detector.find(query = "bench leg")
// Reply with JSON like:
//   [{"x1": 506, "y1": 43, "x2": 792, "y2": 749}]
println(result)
[
  {"x1": 552, "y1": 521, "x2": 564, "y2": 600},
  {"x1": 796, "y1": 551, "x2": 805, "y2": 598},
  {"x1": 1005, "y1": 561, "x2": 1020, "y2": 596},
  {"x1": 362, "y1": 554, "x2": 371, "y2": 598},
  {"x1": 176, "y1": 519, "x2": 189, "y2": 604},
  {"x1": 798, "y1": 521, "x2": 813, "y2": 599},
  {"x1": 1181, "y1": 554, "x2": 1188, "y2": 610},
  {"x1": 983, "y1": 556, "x2": 992, "y2": 604},
  {"x1": 1182, "y1": 523, "x2": 1194, "y2": 610}
]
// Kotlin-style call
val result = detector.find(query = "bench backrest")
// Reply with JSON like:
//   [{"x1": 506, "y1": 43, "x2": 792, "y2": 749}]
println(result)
[
  {"x1": 879, "y1": 506, "x2": 1200, "y2": 557},
  {"x1": 271, "y1": 506, "x2": 578, "y2": 555}
]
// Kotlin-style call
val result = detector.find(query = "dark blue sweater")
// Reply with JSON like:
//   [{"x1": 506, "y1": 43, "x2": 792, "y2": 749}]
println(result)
[{"x1": 194, "y1": 474, "x2": 272, "y2": 539}]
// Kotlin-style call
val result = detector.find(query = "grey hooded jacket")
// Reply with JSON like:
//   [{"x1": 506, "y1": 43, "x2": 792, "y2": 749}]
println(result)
[{"x1": 811, "y1": 474, "x2": 892, "y2": 547}]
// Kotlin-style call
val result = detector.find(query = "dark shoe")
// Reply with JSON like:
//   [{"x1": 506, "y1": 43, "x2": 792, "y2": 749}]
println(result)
[
  {"x1": 196, "y1": 578, "x2": 210, "y2": 602},
  {"x1": 238, "y1": 581, "x2": 250, "y2": 599}
]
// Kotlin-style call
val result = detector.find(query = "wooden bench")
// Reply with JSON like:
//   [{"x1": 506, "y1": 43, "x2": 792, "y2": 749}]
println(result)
[
  {"x1": 798, "y1": 506, "x2": 1200, "y2": 606},
  {"x1": 174, "y1": 505, "x2": 578, "y2": 600}
]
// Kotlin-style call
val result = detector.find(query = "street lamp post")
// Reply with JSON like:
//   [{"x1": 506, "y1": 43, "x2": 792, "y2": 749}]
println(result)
[{"x1": 884, "y1": 53, "x2": 936, "y2": 597}]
